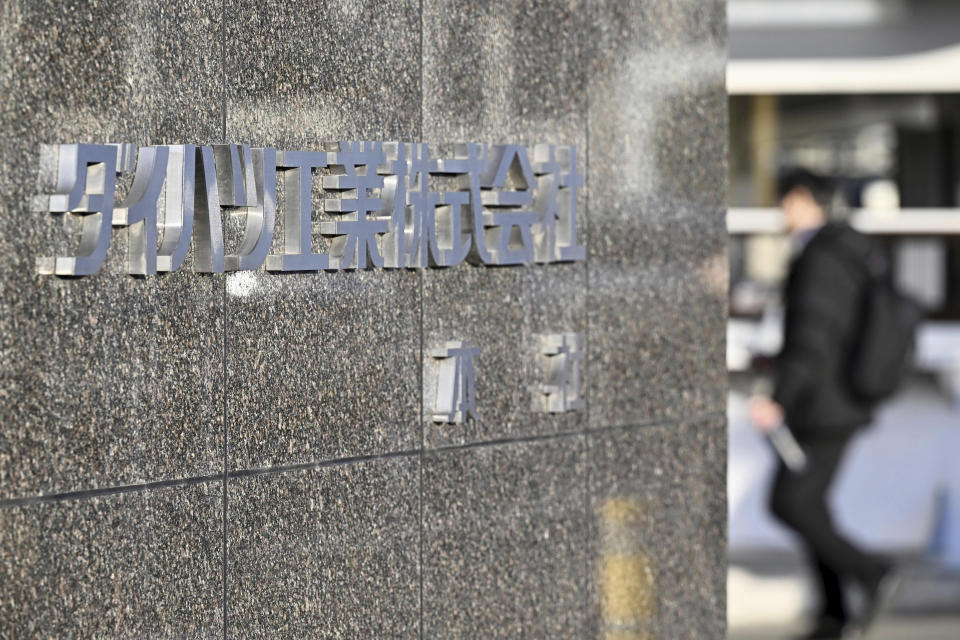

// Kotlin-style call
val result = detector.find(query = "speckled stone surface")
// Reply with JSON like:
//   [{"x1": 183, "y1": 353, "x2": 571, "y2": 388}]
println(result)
[
  {"x1": 0, "y1": 482, "x2": 223, "y2": 638},
  {"x1": 0, "y1": 0, "x2": 225, "y2": 498},
  {"x1": 587, "y1": 418, "x2": 727, "y2": 639},
  {"x1": 223, "y1": 269, "x2": 421, "y2": 468},
  {"x1": 587, "y1": 0, "x2": 728, "y2": 428},
  {"x1": 588, "y1": 0, "x2": 727, "y2": 219},
  {"x1": 588, "y1": 216, "x2": 728, "y2": 428},
  {"x1": 422, "y1": 437, "x2": 588, "y2": 638},
  {"x1": 221, "y1": 0, "x2": 423, "y2": 469},
  {"x1": 226, "y1": 457, "x2": 420, "y2": 638},
  {"x1": 421, "y1": 0, "x2": 589, "y2": 447},
  {"x1": 224, "y1": 0, "x2": 421, "y2": 149},
  {"x1": 422, "y1": 0, "x2": 588, "y2": 143},
  {"x1": 1, "y1": 0, "x2": 729, "y2": 634}
]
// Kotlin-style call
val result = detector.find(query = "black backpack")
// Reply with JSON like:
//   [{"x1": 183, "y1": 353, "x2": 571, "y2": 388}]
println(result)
[{"x1": 846, "y1": 244, "x2": 924, "y2": 404}]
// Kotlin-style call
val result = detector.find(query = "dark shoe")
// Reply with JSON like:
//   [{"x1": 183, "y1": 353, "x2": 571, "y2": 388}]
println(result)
[
  {"x1": 853, "y1": 566, "x2": 903, "y2": 636},
  {"x1": 795, "y1": 616, "x2": 848, "y2": 639}
]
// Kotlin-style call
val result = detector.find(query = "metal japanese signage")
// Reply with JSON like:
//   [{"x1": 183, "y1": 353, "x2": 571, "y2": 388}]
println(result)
[
  {"x1": 431, "y1": 341, "x2": 481, "y2": 424},
  {"x1": 531, "y1": 333, "x2": 585, "y2": 414},
  {"x1": 32, "y1": 141, "x2": 588, "y2": 423},
  {"x1": 32, "y1": 141, "x2": 584, "y2": 276},
  {"x1": 429, "y1": 333, "x2": 585, "y2": 424}
]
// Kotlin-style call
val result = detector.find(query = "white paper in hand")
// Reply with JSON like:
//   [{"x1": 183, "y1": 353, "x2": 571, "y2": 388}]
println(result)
[{"x1": 768, "y1": 423, "x2": 808, "y2": 473}]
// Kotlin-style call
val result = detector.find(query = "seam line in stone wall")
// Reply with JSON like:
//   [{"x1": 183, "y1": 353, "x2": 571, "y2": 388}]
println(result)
[
  {"x1": 225, "y1": 449, "x2": 421, "y2": 479},
  {"x1": 417, "y1": 3, "x2": 426, "y2": 637},
  {"x1": 582, "y1": 431, "x2": 593, "y2": 635},
  {"x1": 417, "y1": 274, "x2": 425, "y2": 640},
  {"x1": 583, "y1": 0, "x2": 593, "y2": 619},
  {"x1": 584, "y1": 8, "x2": 592, "y2": 438},
  {"x1": 417, "y1": 277, "x2": 425, "y2": 640},
  {"x1": 427, "y1": 427, "x2": 585, "y2": 455},
  {"x1": 581, "y1": 410, "x2": 726, "y2": 438},
  {"x1": 219, "y1": 1, "x2": 229, "y2": 637},
  {"x1": 0, "y1": 473, "x2": 224, "y2": 508},
  {"x1": 0, "y1": 411, "x2": 725, "y2": 509}
]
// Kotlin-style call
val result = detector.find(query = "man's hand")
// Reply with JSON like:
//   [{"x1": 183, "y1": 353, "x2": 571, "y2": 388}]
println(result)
[{"x1": 749, "y1": 395, "x2": 784, "y2": 434}]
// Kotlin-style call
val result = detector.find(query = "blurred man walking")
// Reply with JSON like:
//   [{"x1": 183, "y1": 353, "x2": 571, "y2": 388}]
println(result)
[{"x1": 750, "y1": 169, "x2": 899, "y2": 639}]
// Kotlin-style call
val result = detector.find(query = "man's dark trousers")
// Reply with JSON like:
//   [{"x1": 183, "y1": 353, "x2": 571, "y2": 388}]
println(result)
[{"x1": 770, "y1": 434, "x2": 886, "y2": 623}]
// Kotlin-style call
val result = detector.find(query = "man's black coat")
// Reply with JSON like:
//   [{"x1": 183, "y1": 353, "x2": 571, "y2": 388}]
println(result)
[{"x1": 774, "y1": 222, "x2": 874, "y2": 439}]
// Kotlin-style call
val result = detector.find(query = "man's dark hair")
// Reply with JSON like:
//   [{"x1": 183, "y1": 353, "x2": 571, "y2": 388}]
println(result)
[{"x1": 778, "y1": 168, "x2": 834, "y2": 208}]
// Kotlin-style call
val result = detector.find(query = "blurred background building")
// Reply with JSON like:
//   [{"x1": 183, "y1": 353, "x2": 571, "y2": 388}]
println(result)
[{"x1": 726, "y1": 1, "x2": 960, "y2": 637}]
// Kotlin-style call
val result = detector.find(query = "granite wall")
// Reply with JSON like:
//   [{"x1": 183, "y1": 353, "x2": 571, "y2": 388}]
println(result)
[{"x1": 0, "y1": 1, "x2": 727, "y2": 638}]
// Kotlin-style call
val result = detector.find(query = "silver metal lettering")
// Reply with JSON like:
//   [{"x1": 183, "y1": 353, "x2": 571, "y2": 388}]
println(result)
[
  {"x1": 33, "y1": 140, "x2": 585, "y2": 276},
  {"x1": 223, "y1": 147, "x2": 277, "y2": 271},
  {"x1": 193, "y1": 146, "x2": 225, "y2": 273},
  {"x1": 156, "y1": 144, "x2": 196, "y2": 273},
  {"x1": 322, "y1": 141, "x2": 389, "y2": 270},
  {"x1": 432, "y1": 340, "x2": 480, "y2": 424},
  {"x1": 213, "y1": 144, "x2": 258, "y2": 207},
  {"x1": 265, "y1": 150, "x2": 328, "y2": 272},
  {"x1": 377, "y1": 142, "x2": 408, "y2": 268},
  {"x1": 531, "y1": 332, "x2": 585, "y2": 413},
  {"x1": 433, "y1": 143, "x2": 493, "y2": 266},
  {"x1": 432, "y1": 190, "x2": 472, "y2": 268},
  {"x1": 113, "y1": 145, "x2": 169, "y2": 275},
  {"x1": 379, "y1": 142, "x2": 471, "y2": 268},
  {"x1": 33, "y1": 143, "x2": 119, "y2": 276},
  {"x1": 477, "y1": 144, "x2": 538, "y2": 265},
  {"x1": 554, "y1": 145, "x2": 586, "y2": 262}
]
